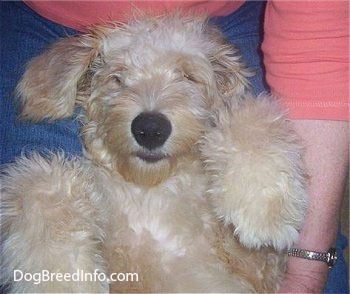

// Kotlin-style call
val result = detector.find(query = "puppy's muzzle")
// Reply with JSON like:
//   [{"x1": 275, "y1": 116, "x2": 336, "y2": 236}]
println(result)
[{"x1": 131, "y1": 112, "x2": 172, "y2": 150}]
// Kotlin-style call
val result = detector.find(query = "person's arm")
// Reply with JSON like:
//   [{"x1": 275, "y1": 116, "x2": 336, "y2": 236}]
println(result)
[
  {"x1": 262, "y1": 1, "x2": 349, "y2": 292},
  {"x1": 281, "y1": 120, "x2": 348, "y2": 292}
]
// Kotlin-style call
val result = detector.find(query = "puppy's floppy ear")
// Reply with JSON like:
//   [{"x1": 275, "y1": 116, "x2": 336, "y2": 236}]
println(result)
[
  {"x1": 17, "y1": 35, "x2": 99, "y2": 121},
  {"x1": 207, "y1": 26, "x2": 252, "y2": 98}
]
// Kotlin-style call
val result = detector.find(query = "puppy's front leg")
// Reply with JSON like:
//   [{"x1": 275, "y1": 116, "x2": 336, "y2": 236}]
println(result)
[
  {"x1": 202, "y1": 95, "x2": 307, "y2": 251},
  {"x1": 1, "y1": 154, "x2": 107, "y2": 293}
]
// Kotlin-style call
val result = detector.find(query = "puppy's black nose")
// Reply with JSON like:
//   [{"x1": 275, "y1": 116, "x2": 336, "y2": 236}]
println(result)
[{"x1": 131, "y1": 112, "x2": 172, "y2": 150}]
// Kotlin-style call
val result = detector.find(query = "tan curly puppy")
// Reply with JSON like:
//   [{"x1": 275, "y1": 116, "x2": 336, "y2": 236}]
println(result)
[{"x1": 1, "y1": 14, "x2": 307, "y2": 293}]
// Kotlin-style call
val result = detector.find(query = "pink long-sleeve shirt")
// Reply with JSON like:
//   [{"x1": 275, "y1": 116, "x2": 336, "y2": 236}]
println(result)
[{"x1": 25, "y1": 1, "x2": 349, "y2": 121}]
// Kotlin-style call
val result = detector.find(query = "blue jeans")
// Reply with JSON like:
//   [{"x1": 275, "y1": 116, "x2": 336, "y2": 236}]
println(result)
[
  {"x1": 0, "y1": 1, "x2": 81, "y2": 164},
  {"x1": 0, "y1": 1, "x2": 348, "y2": 293}
]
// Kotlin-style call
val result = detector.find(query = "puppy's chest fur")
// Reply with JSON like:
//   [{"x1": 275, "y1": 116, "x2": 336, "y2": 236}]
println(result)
[{"x1": 96, "y1": 160, "x2": 219, "y2": 281}]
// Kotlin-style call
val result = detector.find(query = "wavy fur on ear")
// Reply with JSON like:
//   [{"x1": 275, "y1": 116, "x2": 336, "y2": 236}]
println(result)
[
  {"x1": 16, "y1": 35, "x2": 99, "y2": 121},
  {"x1": 205, "y1": 26, "x2": 252, "y2": 99},
  {"x1": 16, "y1": 15, "x2": 250, "y2": 123}
]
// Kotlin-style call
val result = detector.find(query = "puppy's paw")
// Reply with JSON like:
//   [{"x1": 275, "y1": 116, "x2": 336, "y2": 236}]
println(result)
[
  {"x1": 0, "y1": 153, "x2": 107, "y2": 293},
  {"x1": 202, "y1": 95, "x2": 307, "y2": 250}
]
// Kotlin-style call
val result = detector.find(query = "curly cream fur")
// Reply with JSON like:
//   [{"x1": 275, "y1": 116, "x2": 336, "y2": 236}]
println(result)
[{"x1": 1, "y1": 14, "x2": 306, "y2": 293}]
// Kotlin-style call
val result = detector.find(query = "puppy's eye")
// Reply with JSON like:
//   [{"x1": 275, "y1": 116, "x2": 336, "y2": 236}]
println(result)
[
  {"x1": 107, "y1": 73, "x2": 123, "y2": 85},
  {"x1": 183, "y1": 72, "x2": 198, "y2": 83},
  {"x1": 183, "y1": 73, "x2": 195, "y2": 82},
  {"x1": 112, "y1": 75, "x2": 122, "y2": 84}
]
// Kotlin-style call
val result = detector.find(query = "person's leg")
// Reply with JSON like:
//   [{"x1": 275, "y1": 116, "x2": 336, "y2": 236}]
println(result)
[
  {"x1": 212, "y1": 2, "x2": 349, "y2": 293},
  {"x1": 0, "y1": 2, "x2": 82, "y2": 165}
]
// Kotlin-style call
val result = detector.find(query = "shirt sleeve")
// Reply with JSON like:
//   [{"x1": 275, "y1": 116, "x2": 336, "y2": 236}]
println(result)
[{"x1": 262, "y1": 1, "x2": 349, "y2": 121}]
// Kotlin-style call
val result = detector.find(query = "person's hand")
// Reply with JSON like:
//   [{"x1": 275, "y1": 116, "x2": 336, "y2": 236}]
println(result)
[{"x1": 279, "y1": 257, "x2": 329, "y2": 293}]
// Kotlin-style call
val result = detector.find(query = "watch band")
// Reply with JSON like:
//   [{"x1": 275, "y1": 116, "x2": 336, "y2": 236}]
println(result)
[{"x1": 287, "y1": 247, "x2": 337, "y2": 268}]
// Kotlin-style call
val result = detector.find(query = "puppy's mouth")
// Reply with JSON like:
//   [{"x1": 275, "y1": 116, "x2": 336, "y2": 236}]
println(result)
[{"x1": 134, "y1": 150, "x2": 168, "y2": 163}]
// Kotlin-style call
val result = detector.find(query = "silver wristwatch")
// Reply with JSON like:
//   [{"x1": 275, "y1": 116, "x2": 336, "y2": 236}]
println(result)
[{"x1": 288, "y1": 247, "x2": 337, "y2": 268}]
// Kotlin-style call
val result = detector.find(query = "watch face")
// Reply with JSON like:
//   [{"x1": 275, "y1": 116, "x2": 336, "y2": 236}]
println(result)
[{"x1": 327, "y1": 248, "x2": 337, "y2": 268}]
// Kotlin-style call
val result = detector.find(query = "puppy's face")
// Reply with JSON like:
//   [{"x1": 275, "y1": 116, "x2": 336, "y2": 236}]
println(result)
[
  {"x1": 85, "y1": 26, "x2": 218, "y2": 186},
  {"x1": 17, "y1": 16, "x2": 251, "y2": 186}
]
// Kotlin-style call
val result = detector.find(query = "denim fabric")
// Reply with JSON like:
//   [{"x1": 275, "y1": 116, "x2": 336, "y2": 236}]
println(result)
[
  {"x1": 0, "y1": 1, "x2": 348, "y2": 293},
  {"x1": 325, "y1": 231, "x2": 349, "y2": 293},
  {"x1": 211, "y1": 1, "x2": 268, "y2": 96},
  {"x1": 0, "y1": 1, "x2": 81, "y2": 165}
]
